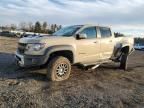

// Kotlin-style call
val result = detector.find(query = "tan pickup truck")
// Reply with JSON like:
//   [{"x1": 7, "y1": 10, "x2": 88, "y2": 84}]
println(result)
[{"x1": 15, "y1": 25, "x2": 134, "y2": 81}]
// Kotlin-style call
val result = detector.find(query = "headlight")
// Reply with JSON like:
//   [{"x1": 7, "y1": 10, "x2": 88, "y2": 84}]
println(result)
[{"x1": 26, "y1": 43, "x2": 45, "y2": 51}]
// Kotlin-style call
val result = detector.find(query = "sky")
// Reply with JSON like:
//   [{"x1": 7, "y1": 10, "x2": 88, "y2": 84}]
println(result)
[{"x1": 0, "y1": 0, "x2": 144, "y2": 36}]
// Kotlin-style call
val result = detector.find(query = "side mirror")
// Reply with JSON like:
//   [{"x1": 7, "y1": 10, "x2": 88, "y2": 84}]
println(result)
[{"x1": 76, "y1": 33, "x2": 87, "y2": 39}]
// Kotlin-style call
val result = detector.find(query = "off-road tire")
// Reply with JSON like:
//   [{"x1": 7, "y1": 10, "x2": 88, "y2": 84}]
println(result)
[
  {"x1": 120, "y1": 53, "x2": 128, "y2": 70},
  {"x1": 47, "y1": 56, "x2": 71, "y2": 81}
]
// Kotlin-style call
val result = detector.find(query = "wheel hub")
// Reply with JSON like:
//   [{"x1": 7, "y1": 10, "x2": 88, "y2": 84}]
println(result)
[{"x1": 56, "y1": 63, "x2": 68, "y2": 77}]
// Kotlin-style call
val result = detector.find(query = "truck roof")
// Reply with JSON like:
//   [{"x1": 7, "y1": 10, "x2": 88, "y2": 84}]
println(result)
[{"x1": 73, "y1": 24, "x2": 110, "y2": 28}]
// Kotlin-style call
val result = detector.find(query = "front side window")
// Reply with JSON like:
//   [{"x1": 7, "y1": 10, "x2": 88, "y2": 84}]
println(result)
[
  {"x1": 52, "y1": 25, "x2": 82, "y2": 37},
  {"x1": 100, "y1": 27, "x2": 112, "y2": 38},
  {"x1": 80, "y1": 27, "x2": 97, "y2": 39}
]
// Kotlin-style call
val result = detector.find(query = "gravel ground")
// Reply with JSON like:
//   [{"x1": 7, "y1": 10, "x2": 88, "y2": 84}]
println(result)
[{"x1": 0, "y1": 36, "x2": 144, "y2": 108}]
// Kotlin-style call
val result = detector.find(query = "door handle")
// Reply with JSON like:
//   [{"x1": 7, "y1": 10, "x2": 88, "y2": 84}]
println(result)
[
  {"x1": 94, "y1": 41, "x2": 98, "y2": 43},
  {"x1": 109, "y1": 40, "x2": 112, "y2": 42}
]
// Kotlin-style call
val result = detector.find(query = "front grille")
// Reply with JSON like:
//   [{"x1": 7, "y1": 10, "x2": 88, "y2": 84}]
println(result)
[{"x1": 18, "y1": 43, "x2": 27, "y2": 54}]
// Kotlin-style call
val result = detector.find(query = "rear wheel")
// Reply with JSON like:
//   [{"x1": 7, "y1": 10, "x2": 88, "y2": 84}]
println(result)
[
  {"x1": 47, "y1": 56, "x2": 71, "y2": 81},
  {"x1": 120, "y1": 53, "x2": 128, "y2": 70}
]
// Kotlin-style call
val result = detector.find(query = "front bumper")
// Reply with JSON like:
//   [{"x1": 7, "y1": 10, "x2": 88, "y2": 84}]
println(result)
[{"x1": 15, "y1": 52, "x2": 48, "y2": 67}]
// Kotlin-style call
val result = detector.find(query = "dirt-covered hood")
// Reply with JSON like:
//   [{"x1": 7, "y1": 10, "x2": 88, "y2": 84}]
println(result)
[{"x1": 19, "y1": 35, "x2": 75, "y2": 46}]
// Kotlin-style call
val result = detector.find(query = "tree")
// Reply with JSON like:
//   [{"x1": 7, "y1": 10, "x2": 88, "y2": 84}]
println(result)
[
  {"x1": 34, "y1": 21, "x2": 41, "y2": 33},
  {"x1": 50, "y1": 24, "x2": 54, "y2": 32},
  {"x1": 19, "y1": 22, "x2": 26, "y2": 31},
  {"x1": 28, "y1": 22, "x2": 34, "y2": 32},
  {"x1": 51, "y1": 24, "x2": 58, "y2": 32},
  {"x1": 42, "y1": 22, "x2": 47, "y2": 33},
  {"x1": 58, "y1": 25, "x2": 62, "y2": 30},
  {"x1": 10, "y1": 24, "x2": 17, "y2": 30},
  {"x1": 54, "y1": 24, "x2": 57, "y2": 32}
]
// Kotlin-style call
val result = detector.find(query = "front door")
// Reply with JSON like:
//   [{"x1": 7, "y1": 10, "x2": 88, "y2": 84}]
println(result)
[{"x1": 76, "y1": 26, "x2": 100, "y2": 64}]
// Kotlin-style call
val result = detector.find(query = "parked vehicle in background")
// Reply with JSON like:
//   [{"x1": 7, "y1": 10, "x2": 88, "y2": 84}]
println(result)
[
  {"x1": 0, "y1": 31, "x2": 16, "y2": 37},
  {"x1": 134, "y1": 44, "x2": 144, "y2": 50},
  {"x1": 10, "y1": 30, "x2": 24, "y2": 38},
  {"x1": 20, "y1": 33, "x2": 36, "y2": 38},
  {"x1": 20, "y1": 32, "x2": 49, "y2": 38},
  {"x1": 15, "y1": 24, "x2": 134, "y2": 81}
]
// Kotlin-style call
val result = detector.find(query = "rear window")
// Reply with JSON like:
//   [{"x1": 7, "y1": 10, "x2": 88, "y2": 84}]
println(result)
[{"x1": 100, "y1": 27, "x2": 112, "y2": 38}]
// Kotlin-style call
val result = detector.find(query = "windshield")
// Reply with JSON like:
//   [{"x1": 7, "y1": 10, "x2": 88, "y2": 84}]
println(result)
[{"x1": 52, "y1": 25, "x2": 82, "y2": 37}]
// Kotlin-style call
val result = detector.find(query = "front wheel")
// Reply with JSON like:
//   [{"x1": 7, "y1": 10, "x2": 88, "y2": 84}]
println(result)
[
  {"x1": 47, "y1": 56, "x2": 71, "y2": 81},
  {"x1": 120, "y1": 53, "x2": 128, "y2": 70}
]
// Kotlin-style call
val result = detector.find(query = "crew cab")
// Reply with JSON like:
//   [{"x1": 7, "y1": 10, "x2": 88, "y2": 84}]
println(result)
[{"x1": 15, "y1": 25, "x2": 134, "y2": 81}]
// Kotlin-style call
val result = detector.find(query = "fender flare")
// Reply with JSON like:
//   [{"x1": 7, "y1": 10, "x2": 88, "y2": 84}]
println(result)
[
  {"x1": 121, "y1": 44, "x2": 130, "y2": 49},
  {"x1": 121, "y1": 44, "x2": 131, "y2": 53},
  {"x1": 43, "y1": 45, "x2": 76, "y2": 64},
  {"x1": 114, "y1": 43, "x2": 130, "y2": 58}
]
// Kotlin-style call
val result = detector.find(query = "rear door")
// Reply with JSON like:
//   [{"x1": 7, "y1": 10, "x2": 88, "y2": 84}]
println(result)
[{"x1": 99, "y1": 27, "x2": 115, "y2": 59}]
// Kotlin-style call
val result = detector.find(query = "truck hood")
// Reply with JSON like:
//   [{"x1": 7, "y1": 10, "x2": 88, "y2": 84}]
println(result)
[{"x1": 19, "y1": 35, "x2": 75, "y2": 45}]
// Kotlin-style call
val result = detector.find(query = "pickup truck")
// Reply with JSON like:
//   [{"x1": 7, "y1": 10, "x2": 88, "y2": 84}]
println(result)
[{"x1": 15, "y1": 25, "x2": 134, "y2": 81}]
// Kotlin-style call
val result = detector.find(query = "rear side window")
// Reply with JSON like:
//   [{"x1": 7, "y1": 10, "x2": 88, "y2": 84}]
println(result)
[
  {"x1": 80, "y1": 27, "x2": 97, "y2": 39},
  {"x1": 100, "y1": 27, "x2": 112, "y2": 38}
]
